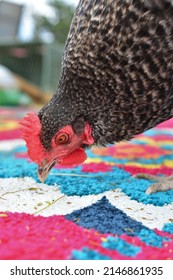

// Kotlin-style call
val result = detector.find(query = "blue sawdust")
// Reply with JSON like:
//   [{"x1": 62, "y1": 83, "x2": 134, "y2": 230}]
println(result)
[
  {"x1": 162, "y1": 223, "x2": 173, "y2": 234},
  {"x1": 102, "y1": 236, "x2": 141, "y2": 257},
  {"x1": 72, "y1": 247, "x2": 111, "y2": 260},
  {"x1": 55, "y1": 167, "x2": 130, "y2": 196},
  {"x1": 117, "y1": 177, "x2": 173, "y2": 206},
  {"x1": 52, "y1": 168, "x2": 173, "y2": 206},
  {"x1": 144, "y1": 129, "x2": 173, "y2": 137},
  {"x1": 160, "y1": 145, "x2": 173, "y2": 150},
  {"x1": 0, "y1": 156, "x2": 38, "y2": 180},
  {"x1": 137, "y1": 229, "x2": 169, "y2": 247},
  {"x1": 66, "y1": 196, "x2": 149, "y2": 235}
]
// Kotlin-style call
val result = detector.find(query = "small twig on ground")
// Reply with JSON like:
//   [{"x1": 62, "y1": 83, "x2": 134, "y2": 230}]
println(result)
[
  {"x1": 50, "y1": 172, "x2": 94, "y2": 178},
  {"x1": 33, "y1": 195, "x2": 65, "y2": 215},
  {"x1": 1, "y1": 187, "x2": 42, "y2": 197}
]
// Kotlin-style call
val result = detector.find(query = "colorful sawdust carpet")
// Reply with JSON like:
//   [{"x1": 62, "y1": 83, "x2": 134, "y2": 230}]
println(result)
[{"x1": 0, "y1": 107, "x2": 173, "y2": 260}]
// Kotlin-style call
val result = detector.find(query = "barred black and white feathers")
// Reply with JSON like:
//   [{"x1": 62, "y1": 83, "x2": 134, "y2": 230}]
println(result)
[{"x1": 39, "y1": 0, "x2": 173, "y2": 149}]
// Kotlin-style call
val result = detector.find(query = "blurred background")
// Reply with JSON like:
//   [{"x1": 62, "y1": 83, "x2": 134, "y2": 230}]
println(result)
[{"x1": 0, "y1": 0, "x2": 79, "y2": 110}]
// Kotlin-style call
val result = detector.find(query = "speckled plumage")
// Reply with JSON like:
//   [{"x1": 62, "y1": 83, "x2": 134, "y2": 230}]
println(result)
[{"x1": 39, "y1": 0, "x2": 173, "y2": 150}]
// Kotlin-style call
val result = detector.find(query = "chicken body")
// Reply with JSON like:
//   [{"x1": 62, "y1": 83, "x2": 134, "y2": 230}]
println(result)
[
  {"x1": 39, "y1": 0, "x2": 173, "y2": 148},
  {"x1": 21, "y1": 0, "x2": 173, "y2": 189}
]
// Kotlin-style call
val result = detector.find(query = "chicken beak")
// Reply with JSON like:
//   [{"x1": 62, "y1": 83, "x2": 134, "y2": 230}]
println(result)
[
  {"x1": 37, "y1": 160, "x2": 57, "y2": 183},
  {"x1": 37, "y1": 166, "x2": 49, "y2": 183}
]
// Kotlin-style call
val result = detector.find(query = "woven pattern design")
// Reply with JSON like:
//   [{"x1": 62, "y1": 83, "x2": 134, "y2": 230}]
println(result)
[{"x1": 0, "y1": 108, "x2": 173, "y2": 260}]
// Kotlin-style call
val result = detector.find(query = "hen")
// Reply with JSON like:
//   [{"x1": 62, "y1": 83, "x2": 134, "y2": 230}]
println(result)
[{"x1": 20, "y1": 0, "x2": 173, "y2": 193}]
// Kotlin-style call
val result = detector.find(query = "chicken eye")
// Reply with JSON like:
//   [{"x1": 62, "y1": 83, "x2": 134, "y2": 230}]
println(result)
[{"x1": 55, "y1": 133, "x2": 69, "y2": 144}]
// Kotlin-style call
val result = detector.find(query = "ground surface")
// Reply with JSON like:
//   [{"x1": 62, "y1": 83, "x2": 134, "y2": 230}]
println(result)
[{"x1": 0, "y1": 107, "x2": 173, "y2": 260}]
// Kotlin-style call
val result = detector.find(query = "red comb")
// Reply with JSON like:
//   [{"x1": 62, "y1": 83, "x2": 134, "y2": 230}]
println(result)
[{"x1": 19, "y1": 113, "x2": 47, "y2": 164}]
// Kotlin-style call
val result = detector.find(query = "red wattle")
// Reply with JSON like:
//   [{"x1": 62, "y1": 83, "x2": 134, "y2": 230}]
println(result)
[{"x1": 60, "y1": 148, "x2": 87, "y2": 166}]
